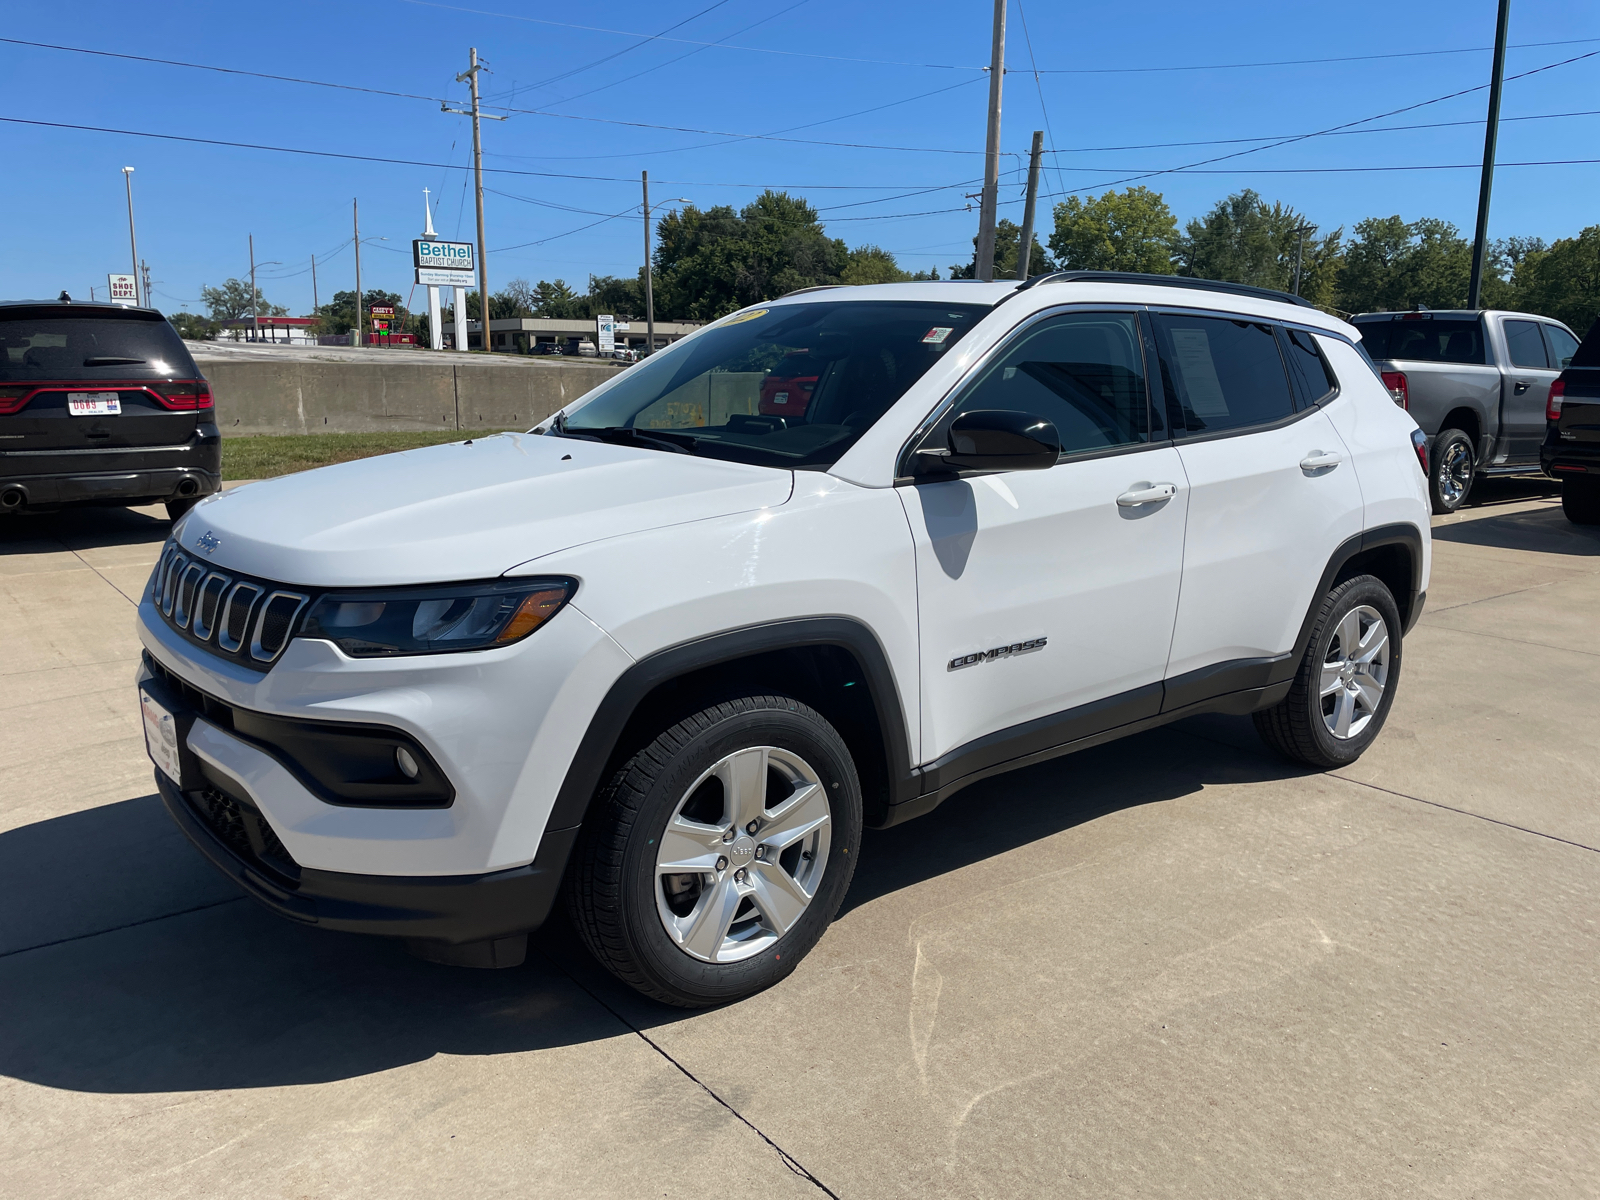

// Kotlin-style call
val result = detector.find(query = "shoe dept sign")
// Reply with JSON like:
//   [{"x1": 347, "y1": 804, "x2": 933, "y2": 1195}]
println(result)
[{"x1": 414, "y1": 239, "x2": 475, "y2": 287}]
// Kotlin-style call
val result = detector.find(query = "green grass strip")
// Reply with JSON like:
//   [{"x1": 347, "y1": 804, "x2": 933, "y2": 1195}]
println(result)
[{"x1": 221, "y1": 430, "x2": 524, "y2": 480}]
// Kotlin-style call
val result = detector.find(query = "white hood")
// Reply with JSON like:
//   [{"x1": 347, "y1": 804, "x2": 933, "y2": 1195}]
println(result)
[{"x1": 178, "y1": 432, "x2": 794, "y2": 586}]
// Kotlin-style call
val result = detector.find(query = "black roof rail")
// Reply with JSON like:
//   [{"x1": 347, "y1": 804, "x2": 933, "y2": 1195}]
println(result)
[{"x1": 998, "y1": 269, "x2": 1316, "y2": 310}]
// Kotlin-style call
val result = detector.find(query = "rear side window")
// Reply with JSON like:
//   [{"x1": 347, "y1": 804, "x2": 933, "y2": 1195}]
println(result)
[
  {"x1": 1504, "y1": 320, "x2": 1549, "y2": 369},
  {"x1": 0, "y1": 310, "x2": 199, "y2": 382},
  {"x1": 1280, "y1": 326, "x2": 1338, "y2": 406},
  {"x1": 1542, "y1": 324, "x2": 1580, "y2": 370},
  {"x1": 1356, "y1": 318, "x2": 1487, "y2": 365},
  {"x1": 1152, "y1": 313, "x2": 1294, "y2": 436},
  {"x1": 940, "y1": 311, "x2": 1151, "y2": 456}
]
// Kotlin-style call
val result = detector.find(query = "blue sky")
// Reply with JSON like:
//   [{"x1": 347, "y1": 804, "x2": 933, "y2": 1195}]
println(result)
[{"x1": 3, "y1": 0, "x2": 1598, "y2": 315}]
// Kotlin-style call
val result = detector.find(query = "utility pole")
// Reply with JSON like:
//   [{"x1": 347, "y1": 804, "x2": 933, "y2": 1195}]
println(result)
[
  {"x1": 311, "y1": 253, "x2": 319, "y2": 314},
  {"x1": 974, "y1": 0, "x2": 1007, "y2": 281},
  {"x1": 353, "y1": 198, "x2": 363, "y2": 347},
  {"x1": 120, "y1": 167, "x2": 141, "y2": 305},
  {"x1": 442, "y1": 49, "x2": 506, "y2": 351},
  {"x1": 1468, "y1": 0, "x2": 1511, "y2": 309},
  {"x1": 249, "y1": 234, "x2": 260, "y2": 341},
  {"x1": 1015, "y1": 130, "x2": 1044, "y2": 281},
  {"x1": 141, "y1": 260, "x2": 153, "y2": 311},
  {"x1": 643, "y1": 170, "x2": 655, "y2": 357}
]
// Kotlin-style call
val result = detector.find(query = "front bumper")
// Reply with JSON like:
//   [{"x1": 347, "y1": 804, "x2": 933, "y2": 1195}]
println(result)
[{"x1": 157, "y1": 769, "x2": 577, "y2": 942}]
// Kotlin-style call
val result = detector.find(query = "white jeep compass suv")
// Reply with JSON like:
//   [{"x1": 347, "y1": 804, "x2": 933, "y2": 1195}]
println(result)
[{"x1": 136, "y1": 273, "x2": 1431, "y2": 1006}]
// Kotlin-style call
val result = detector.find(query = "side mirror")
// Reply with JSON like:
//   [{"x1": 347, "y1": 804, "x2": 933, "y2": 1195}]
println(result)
[{"x1": 917, "y1": 409, "x2": 1060, "y2": 475}]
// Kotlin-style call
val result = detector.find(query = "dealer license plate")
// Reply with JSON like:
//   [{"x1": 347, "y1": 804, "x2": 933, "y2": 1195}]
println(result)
[
  {"x1": 68, "y1": 392, "x2": 121, "y2": 416},
  {"x1": 140, "y1": 687, "x2": 183, "y2": 785}
]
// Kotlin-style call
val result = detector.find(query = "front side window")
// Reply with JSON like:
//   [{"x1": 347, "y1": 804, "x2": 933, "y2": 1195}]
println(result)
[
  {"x1": 1153, "y1": 313, "x2": 1294, "y2": 436},
  {"x1": 558, "y1": 300, "x2": 987, "y2": 470},
  {"x1": 1504, "y1": 319, "x2": 1549, "y2": 369},
  {"x1": 1542, "y1": 324, "x2": 1580, "y2": 370},
  {"x1": 929, "y1": 311, "x2": 1152, "y2": 458}
]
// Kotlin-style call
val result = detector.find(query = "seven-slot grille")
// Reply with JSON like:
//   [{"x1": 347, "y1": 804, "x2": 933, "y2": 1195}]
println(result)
[{"x1": 153, "y1": 540, "x2": 310, "y2": 670}]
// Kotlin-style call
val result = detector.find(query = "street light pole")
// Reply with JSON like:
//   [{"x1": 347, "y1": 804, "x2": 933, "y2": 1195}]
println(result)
[
  {"x1": 249, "y1": 234, "x2": 260, "y2": 341},
  {"x1": 643, "y1": 171, "x2": 654, "y2": 356},
  {"x1": 311, "y1": 253, "x2": 319, "y2": 314},
  {"x1": 974, "y1": 0, "x2": 1006, "y2": 282},
  {"x1": 1468, "y1": 0, "x2": 1511, "y2": 309},
  {"x1": 353, "y1": 198, "x2": 363, "y2": 347},
  {"x1": 121, "y1": 167, "x2": 140, "y2": 305}
]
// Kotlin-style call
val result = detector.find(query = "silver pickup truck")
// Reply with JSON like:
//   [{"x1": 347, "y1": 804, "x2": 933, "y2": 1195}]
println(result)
[{"x1": 1353, "y1": 309, "x2": 1581, "y2": 513}]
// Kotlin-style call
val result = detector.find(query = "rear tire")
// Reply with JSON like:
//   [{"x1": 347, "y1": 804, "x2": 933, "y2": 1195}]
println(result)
[
  {"x1": 1561, "y1": 476, "x2": 1600, "y2": 525},
  {"x1": 566, "y1": 695, "x2": 862, "y2": 1007},
  {"x1": 165, "y1": 497, "x2": 199, "y2": 522},
  {"x1": 1254, "y1": 575, "x2": 1403, "y2": 769},
  {"x1": 1428, "y1": 428, "x2": 1476, "y2": 514}
]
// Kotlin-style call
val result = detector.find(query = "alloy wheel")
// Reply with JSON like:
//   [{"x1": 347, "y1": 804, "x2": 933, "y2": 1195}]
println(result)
[
  {"x1": 1438, "y1": 441, "x2": 1473, "y2": 507},
  {"x1": 654, "y1": 746, "x2": 832, "y2": 964},
  {"x1": 1320, "y1": 604, "x2": 1390, "y2": 740}
]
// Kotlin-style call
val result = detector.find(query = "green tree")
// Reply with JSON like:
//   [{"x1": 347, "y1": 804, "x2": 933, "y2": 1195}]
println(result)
[
  {"x1": 169, "y1": 311, "x2": 214, "y2": 341},
  {"x1": 841, "y1": 245, "x2": 912, "y2": 286},
  {"x1": 1335, "y1": 216, "x2": 1494, "y2": 313},
  {"x1": 1049, "y1": 187, "x2": 1177, "y2": 274},
  {"x1": 200, "y1": 278, "x2": 286, "y2": 321},
  {"x1": 1507, "y1": 225, "x2": 1600, "y2": 332},
  {"x1": 1175, "y1": 190, "x2": 1341, "y2": 303},
  {"x1": 948, "y1": 220, "x2": 1049, "y2": 280}
]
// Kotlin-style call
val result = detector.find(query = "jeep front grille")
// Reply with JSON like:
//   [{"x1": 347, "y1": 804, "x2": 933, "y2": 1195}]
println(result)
[{"x1": 153, "y1": 541, "x2": 310, "y2": 671}]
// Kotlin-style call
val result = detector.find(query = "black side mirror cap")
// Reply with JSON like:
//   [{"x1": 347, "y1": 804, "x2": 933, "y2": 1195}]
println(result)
[{"x1": 918, "y1": 409, "x2": 1060, "y2": 475}]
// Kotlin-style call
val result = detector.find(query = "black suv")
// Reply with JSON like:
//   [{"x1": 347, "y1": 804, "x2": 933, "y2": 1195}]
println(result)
[
  {"x1": 1542, "y1": 316, "x2": 1600, "y2": 525},
  {"x1": 0, "y1": 300, "x2": 220, "y2": 520}
]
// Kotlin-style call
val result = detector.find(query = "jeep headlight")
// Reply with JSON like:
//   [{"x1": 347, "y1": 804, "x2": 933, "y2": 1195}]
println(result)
[{"x1": 299, "y1": 578, "x2": 574, "y2": 657}]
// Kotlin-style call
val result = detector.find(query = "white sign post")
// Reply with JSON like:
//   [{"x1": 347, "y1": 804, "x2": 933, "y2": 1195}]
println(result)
[
  {"x1": 107, "y1": 274, "x2": 137, "y2": 305},
  {"x1": 452, "y1": 287, "x2": 468, "y2": 353},
  {"x1": 597, "y1": 315, "x2": 616, "y2": 357},
  {"x1": 415, "y1": 239, "x2": 475, "y2": 352}
]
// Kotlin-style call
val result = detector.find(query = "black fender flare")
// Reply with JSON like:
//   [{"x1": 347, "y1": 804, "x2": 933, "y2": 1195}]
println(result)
[
  {"x1": 1272, "y1": 522, "x2": 1425, "y2": 687},
  {"x1": 545, "y1": 616, "x2": 917, "y2": 834}
]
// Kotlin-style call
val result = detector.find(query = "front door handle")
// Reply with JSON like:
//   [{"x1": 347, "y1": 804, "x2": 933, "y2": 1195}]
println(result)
[
  {"x1": 1116, "y1": 481, "x2": 1178, "y2": 507},
  {"x1": 1300, "y1": 450, "x2": 1343, "y2": 473},
  {"x1": 1513, "y1": 381, "x2": 1529, "y2": 394}
]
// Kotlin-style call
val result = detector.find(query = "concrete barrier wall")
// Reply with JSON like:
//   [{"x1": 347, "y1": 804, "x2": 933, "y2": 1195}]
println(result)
[{"x1": 199, "y1": 356, "x2": 628, "y2": 436}]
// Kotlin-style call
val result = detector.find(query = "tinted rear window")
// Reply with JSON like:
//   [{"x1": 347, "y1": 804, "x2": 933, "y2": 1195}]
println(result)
[
  {"x1": 1569, "y1": 317, "x2": 1600, "y2": 369},
  {"x1": 0, "y1": 310, "x2": 199, "y2": 382},
  {"x1": 1355, "y1": 318, "x2": 1487, "y2": 365}
]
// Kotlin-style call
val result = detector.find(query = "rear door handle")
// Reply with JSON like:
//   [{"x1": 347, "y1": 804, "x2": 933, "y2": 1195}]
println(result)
[
  {"x1": 1116, "y1": 482, "x2": 1178, "y2": 507},
  {"x1": 1514, "y1": 381, "x2": 1529, "y2": 394},
  {"x1": 1300, "y1": 450, "x2": 1342, "y2": 472}
]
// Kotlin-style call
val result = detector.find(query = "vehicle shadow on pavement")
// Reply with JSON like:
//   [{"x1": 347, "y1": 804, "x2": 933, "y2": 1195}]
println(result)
[
  {"x1": 0, "y1": 504, "x2": 172, "y2": 554},
  {"x1": 1431, "y1": 501, "x2": 1600, "y2": 557},
  {"x1": 0, "y1": 722, "x2": 1307, "y2": 1096}
]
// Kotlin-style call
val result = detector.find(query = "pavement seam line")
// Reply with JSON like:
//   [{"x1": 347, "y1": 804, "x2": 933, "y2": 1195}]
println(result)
[
  {"x1": 0, "y1": 897, "x2": 246, "y2": 960},
  {"x1": 1413, "y1": 620, "x2": 1600, "y2": 659},
  {"x1": 542, "y1": 952, "x2": 843, "y2": 1199},
  {"x1": 61, "y1": 541, "x2": 143, "y2": 608},
  {"x1": 1169, "y1": 724, "x2": 1600, "y2": 856},
  {"x1": 1425, "y1": 570, "x2": 1600, "y2": 617}
]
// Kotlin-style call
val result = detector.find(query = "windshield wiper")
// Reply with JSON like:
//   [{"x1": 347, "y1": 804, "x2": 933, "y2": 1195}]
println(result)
[
  {"x1": 83, "y1": 356, "x2": 147, "y2": 366},
  {"x1": 558, "y1": 425, "x2": 697, "y2": 455}
]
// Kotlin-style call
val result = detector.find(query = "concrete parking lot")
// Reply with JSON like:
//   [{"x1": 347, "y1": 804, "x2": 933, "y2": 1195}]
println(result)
[{"x1": 2, "y1": 478, "x2": 1597, "y2": 1198}]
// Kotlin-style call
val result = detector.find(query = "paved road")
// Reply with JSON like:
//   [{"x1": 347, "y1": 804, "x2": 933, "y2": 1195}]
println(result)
[{"x1": 2, "y1": 479, "x2": 1597, "y2": 1198}]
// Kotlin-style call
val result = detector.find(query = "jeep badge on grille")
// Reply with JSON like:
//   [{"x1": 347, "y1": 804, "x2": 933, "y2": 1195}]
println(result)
[{"x1": 195, "y1": 530, "x2": 221, "y2": 555}]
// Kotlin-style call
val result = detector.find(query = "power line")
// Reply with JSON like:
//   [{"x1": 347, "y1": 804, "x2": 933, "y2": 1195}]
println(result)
[
  {"x1": 1031, "y1": 35, "x2": 1600, "y2": 74},
  {"x1": 500, "y1": 0, "x2": 735, "y2": 98},
  {"x1": 1012, "y1": 0, "x2": 1068, "y2": 204}
]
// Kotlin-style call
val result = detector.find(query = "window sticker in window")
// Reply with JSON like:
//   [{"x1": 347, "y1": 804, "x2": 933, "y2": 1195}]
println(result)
[{"x1": 1168, "y1": 327, "x2": 1229, "y2": 417}]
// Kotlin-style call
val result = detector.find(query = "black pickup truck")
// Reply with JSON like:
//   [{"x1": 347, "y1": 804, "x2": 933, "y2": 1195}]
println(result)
[{"x1": 1543, "y1": 316, "x2": 1600, "y2": 525}]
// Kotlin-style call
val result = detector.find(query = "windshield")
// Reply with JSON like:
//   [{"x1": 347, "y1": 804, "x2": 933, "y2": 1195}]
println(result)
[
  {"x1": 0, "y1": 310, "x2": 200, "y2": 382},
  {"x1": 558, "y1": 300, "x2": 988, "y2": 470}
]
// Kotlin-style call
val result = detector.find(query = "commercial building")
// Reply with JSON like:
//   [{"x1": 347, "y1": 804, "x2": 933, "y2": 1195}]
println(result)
[
  {"x1": 217, "y1": 316, "x2": 318, "y2": 345},
  {"x1": 465, "y1": 317, "x2": 701, "y2": 354}
]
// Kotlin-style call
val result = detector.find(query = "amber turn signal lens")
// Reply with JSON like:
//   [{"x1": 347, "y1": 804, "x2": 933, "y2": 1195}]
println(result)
[{"x1": 494, "y1": 587, "x2": 571, "y2": 644}]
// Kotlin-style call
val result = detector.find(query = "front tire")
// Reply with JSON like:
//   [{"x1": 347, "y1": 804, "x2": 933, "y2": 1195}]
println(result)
[
  {"x1": 566, "y1": 695, "x2": 862, "y2": 1007},
  {"x1": 1562, "y1": 476, "x2": 1600, "y2": 525},
  {"x1": 1254, "y1": 575, "x2": 1403, "y2": 769},
  {"x1": 1428, "y1": 428, "x2": 1476, "y2": 514}
]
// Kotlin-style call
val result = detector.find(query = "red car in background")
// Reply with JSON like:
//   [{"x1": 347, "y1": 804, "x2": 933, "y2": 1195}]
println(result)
[{"x1": 758, "y1": 351, "x2": 824, "y2": 418}]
